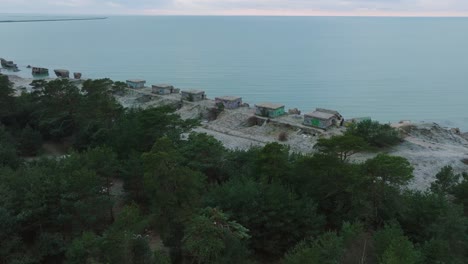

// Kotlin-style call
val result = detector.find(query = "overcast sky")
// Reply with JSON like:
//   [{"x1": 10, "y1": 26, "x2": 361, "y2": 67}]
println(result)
[{"x1": 1, "y1": 0, "x2": 468, "y2": 16}]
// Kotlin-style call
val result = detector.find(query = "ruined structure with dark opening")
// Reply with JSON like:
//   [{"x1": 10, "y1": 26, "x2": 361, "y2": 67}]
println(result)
[{"x1": 54, "y1": 69, "x2": 70, "y2": 78}]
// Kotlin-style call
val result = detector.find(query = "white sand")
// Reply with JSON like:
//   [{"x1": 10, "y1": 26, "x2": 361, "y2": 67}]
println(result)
[{"x1": 391, "y1": 123, "x2": 468, "y2": 190}]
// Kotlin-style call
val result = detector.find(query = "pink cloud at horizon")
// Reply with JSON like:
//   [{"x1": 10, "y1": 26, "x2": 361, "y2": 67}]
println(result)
[
  {"x1": 139, "y1": 8, "x2": 468, "y2": 17},
  {"x1": 1, "y1": 0, "x2": 468, "y2": 17}
]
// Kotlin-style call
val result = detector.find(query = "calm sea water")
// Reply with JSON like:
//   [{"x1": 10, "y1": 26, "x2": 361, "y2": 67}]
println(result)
[{"x1": 1, "y1": 15, "x2": 468, "y2": 129}]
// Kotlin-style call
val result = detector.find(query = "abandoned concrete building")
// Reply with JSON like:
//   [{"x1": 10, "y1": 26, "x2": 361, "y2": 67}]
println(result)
[
  {"x1": 54, "y1": 69, "x2": 70, "y2": 78},
  {"x1": 32, "y1": 67, "x2": 49, "y2": 75},
  {"x1": 215, "y1": 96, "x2": 243, "y2": 109},
  {"x1": 126, "y1": 79, "x2": 146, "y2": 89},
  {"x1": 74, "y1": 72, "x2": 82, "y2": 79},
  {"x1": 255, "y1": 103, "x2": 286, "y2": 118},
  {"x1": 181, "y1": 89, "x2": 206, "y2": 102},
  {"x1": 303, "y1": 108, "x2": 343, "y2": 129},
  {"x1": 152, "y1": 84, "x2": 175, "y2": 95}
]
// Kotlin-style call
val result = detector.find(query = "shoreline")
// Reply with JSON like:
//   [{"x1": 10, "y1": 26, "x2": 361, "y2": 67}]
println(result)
[
  {"x1": 4, "y1": 73, "x2": 468, "y2": 190},
  {"x1": 1, "y1": 57, "x2": 466, "y2": 131},
  {"x1": 4, "y1": 71, "x2": 466, "y2": 133},
  {"x1": 0, "y1": 17, "x2": 107, "y2": 23}
]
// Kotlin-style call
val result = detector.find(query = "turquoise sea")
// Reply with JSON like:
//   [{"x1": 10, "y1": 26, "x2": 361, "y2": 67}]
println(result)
[{"x1": 1, "y1": 15, "x2": 467, "y2": 129}]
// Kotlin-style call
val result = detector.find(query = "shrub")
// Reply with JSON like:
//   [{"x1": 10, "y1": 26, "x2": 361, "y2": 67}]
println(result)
[
  {"x1": 278, "y1": 131, "x2": 288, "y2": 142},
  {"x1": 187, "y1": 94, "x2": 194, "y2": 102},
  {"x1": 345, "y1": 120, "x2": 401, "y2": 148},
  {"x1": 19, "y1": 125, "x2": 43, "y2": 156},
  {"x1": 208, "y1": 107, "x2": 222, "y2": 121},
  {"x1": 314, "y1": 134, "x2": 369, "y2": 162},
  {"x1": 216, "y1": 102, "x2": 225, "y2": 112}
]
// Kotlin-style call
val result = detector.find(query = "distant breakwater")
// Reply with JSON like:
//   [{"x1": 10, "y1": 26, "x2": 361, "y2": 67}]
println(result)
[{"x1": 0, "y1": 17, "x2": 107, "y2": 23}]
